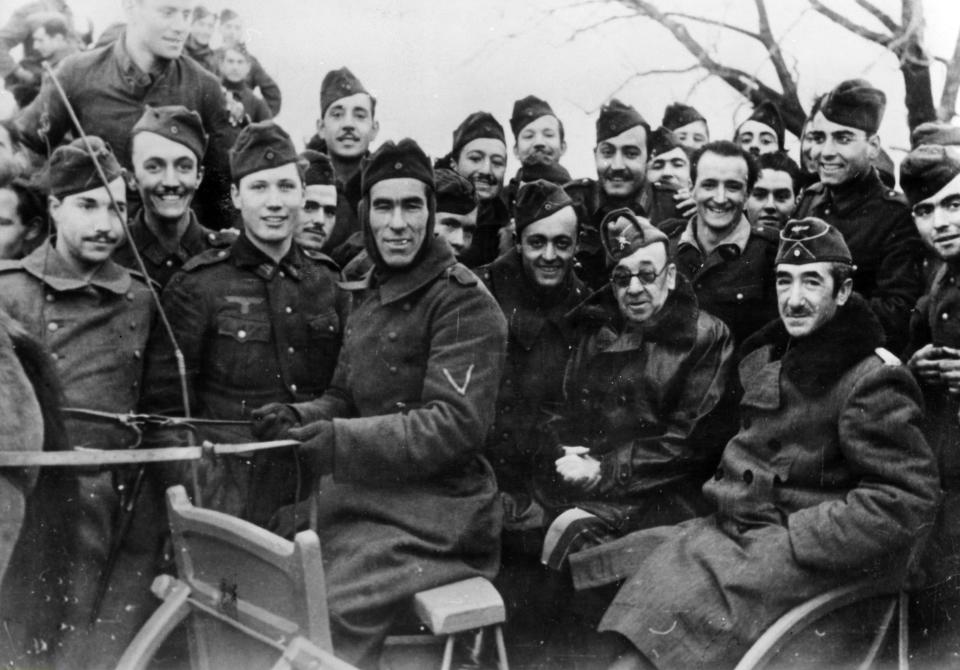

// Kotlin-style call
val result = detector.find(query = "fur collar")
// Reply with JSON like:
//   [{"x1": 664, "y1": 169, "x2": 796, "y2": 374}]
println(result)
[{"x1": 740, "y1": 293, "x2": 883, "y2": 395}]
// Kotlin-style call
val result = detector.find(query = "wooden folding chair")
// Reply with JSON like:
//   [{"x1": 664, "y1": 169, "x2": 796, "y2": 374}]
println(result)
[{"x1": 117, "y1": 485, "x2": 356, "y2": 670}]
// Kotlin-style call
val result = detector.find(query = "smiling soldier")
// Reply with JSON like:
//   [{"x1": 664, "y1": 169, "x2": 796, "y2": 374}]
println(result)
[
  {"x1": 252, "y1": 138, "x2": 508, "y2": 669},
  {"x1": 794, "y1": 78, "x2": 923, "y2": 353},
  {"x1": 114, "y1": 105, "x2": 233, "y2": 287},
  {"x1": 568, "y1": 218, "x2": 937, "y2": 670},
  {"x1": 141, "y1": 121, "x2": 344, "y2": 527}
]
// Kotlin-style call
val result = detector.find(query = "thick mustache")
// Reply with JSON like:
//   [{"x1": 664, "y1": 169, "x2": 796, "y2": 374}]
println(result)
[
  {"x1": 604, "y1": 169, "x2": 634, "y2": 181},
  {"x1": 785, "y1": 307, "x2": 812, "y2": 317},
  {"x1": 472, "y1": 173, "x2": 497, "y2": 185},
  {"x1": 338, "y1": 132, "x2": 360, "y2": 141}
]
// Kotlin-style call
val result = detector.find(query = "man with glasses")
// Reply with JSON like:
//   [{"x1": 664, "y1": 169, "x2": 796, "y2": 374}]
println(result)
[{"x1": 538, "y1": 208, "x2": 734, "y2": 572}]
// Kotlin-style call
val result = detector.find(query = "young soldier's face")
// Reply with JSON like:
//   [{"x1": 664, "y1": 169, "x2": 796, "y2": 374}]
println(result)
[
  {"x1": 51, "y1": 177, "x2": 127, "y2": 271},
  {"x1": 220, "y1": 48, "x2": 250, "y2": 84},
  {"x1": 368, "y1": 178, "x2": 429, "y2": 269},
  {"x1": 746, "y1": 168, "x2": 796, "y2": 228},
  {"x1": 672, "y1": 120, "x2": 709, "y2": 154},
  {"x1": 131, "y1": 131, "x2": 203, "y2": 225},
  {"x1": 518, "y1": 206, "x2": 578, "y2": 289},
  {"x1": 646, "y1": 147, "x2": 691, "y2": 190},
  {"x1": 595, "y1": 125, "x2": 648, "y2": 199},
  {"x1": 435, "y1": 207, "x2": 477, "y2": 258},
  {"x1": 219, "y1": 17, "x2": 243, "y2": 46},
  {"x1": 611, "y1": 243, "x2": 676, "y2": 325},
  {"x1": 190, "y1": 13, "x2": 216, "y2": 45},
  {"x1": 805, "y1": 112, "x2": 878, "y2": 186},
  {"x1": 736, "y1": 120, "x2": 778, "y2": 157},
  {"x1": 126, "y1": 0, "x2": 192, "y2": 60},
  {"x1": 514, "y1": 115, "x2": 565, "y2": 167},
  {"x1": 232, "y1": 162, "x2": 302, "y2": 248},
  {"x1": 693, "y1": 151, "x2": 749, "y2": 234},
  {"x1": 455, "y1": 138, "x2": 507, "y2": 201},
  {"x1": 296, "y1": 184, "x2": 337, "y2": 252},
  {"x1": 319, "y1": 93, "x2": 379, "y2": 161},
  {"x1": 776, "y1": 262, "x2": 851, "y2": 338},
  {"x1": 911, "y1": 172, "x2": 960, "y2": 262}
]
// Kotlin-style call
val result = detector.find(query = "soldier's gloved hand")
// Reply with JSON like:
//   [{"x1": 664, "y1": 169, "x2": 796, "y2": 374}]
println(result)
[
  {"x1": 289, "y1": 420, "x2": 334, "y2": 476},
  {"x1": 555, "y1": 447, "x2": 601, "y2": 491},
  {"x1": 250, "y1": 403, "x2": 299, "y2": 440}
]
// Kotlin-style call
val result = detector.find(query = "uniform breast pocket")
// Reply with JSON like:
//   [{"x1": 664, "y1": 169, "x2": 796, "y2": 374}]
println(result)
[
  {"x1": 306, "y1": 310, "x2": 341, "y2": 340},
  {"x1": 216, "y1": 314, "x2": 271, "y2": 343}
]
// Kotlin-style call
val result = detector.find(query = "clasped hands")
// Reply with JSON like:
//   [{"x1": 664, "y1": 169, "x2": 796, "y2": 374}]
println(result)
[
  {"x1": 250, "y1": 403, "x2": 333, "y2": 474},
  {"x1": 555, "y1": 445, "x2": 601, "y2": 490},
  {"x1": 908, "y1": 344, "x2": 960, "y2": 394}
]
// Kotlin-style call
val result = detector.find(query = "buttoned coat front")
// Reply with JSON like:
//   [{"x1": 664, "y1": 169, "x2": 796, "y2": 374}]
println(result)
[
  {"x1": 569, "y1": 296, "x2": 939, "y2": 669},
  {"x1": 292, "y1": 237, "x2": 508, "y2": 667}
]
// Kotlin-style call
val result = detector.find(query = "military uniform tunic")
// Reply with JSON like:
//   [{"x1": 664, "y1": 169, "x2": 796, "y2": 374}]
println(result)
[
  {"x1": 291, "y1": 237, "x2": 508, "y2": 668},
  {"x1": 663, "y1": 215, "x2": 779, "y2": 346},
  {"x1": 794, "y1": 169, "x2": 924, "y2": 353},
  {"x1": 141, "y1": 233, "x2": 344, "y2": 525},
  {"x1": 112, "y1": 209, "x2": 235, "y2": 288}
]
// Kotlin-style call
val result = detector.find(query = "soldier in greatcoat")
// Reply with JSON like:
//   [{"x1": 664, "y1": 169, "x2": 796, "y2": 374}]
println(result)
[
  {"x1": 252, "y1": 138, "x2": 508, "y2": 669},
  {"x1": 569, "y1": 218, "x2": 939, "y2": 670}
]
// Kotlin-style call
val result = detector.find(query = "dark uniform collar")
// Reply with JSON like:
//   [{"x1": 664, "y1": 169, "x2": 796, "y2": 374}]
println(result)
[
  {"x1": 817, "y1": 169, "x2": 884, "y2": 216},
  {"x1": 127, "y1": 209, "x2": 214, "y2": 266},
  {"x1": 371, "y1": 236, "x2": 458, "y2": 305},
  {"x1": 596, "y1": 179, "x2": 652, "y2": 217},
  {"x1": 678, "y1": 214, "x2": 751, "y2": 259},
  {"x1": 20, "y1": 240, "x2": 133, "y2": 294},
  {"x1": 231, "y1": 232, "x2": 303, "y2": 281}
]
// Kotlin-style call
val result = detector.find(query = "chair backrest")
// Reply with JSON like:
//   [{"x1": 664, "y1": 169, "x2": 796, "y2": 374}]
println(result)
[{"x1": 165, "y1": 485, "x2": 332, "y2": 669}]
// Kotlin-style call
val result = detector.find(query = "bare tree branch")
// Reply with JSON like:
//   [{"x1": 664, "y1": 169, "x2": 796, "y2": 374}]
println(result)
[
  {"x1": 661, "y1": 12, "x2": 763, "y2": 43},
  {"x1": 853, "y1": 0, "x2": 900, "y2": 33},
  {"x1": 566, "y1": 14, "x2": 636, "y2": 42},
  {"x1": 808, "y1": 0, "x2": 893, "y2": 47},
  {"x1": 576, "y1": 65, "x2": 702, "y2": 113},
  {"x1": 939, "y1": 24, "x2": 960, "y2": 121},
  {"x1": 754, "y1": 0, "x2": 799, "y2": 112}
]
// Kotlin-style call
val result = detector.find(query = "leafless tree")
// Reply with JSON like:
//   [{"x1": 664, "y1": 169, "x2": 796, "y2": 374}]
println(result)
[{"x1": 586, "y1": 0, "x2": 960, "y2": 136}]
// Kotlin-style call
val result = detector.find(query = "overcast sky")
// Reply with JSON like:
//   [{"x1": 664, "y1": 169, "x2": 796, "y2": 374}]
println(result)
[{"x1": 13, "y1": 0, "x2": 960, "y2": 177}]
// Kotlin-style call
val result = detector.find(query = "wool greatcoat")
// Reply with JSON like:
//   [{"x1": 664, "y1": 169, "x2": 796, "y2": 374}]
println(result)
[
  {"x1": 291, "y1": 236, "x2": 508, "y2": 668},
  {"x1": 536, "y1": 278, "x2": 735, "y2": 559},
  {"x1": 568, "y1": 295, "x2": 939, "y2": 669}
]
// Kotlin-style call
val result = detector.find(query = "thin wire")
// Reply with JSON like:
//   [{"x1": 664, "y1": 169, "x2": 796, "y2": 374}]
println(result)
[{"x1": 43, "y1": 62, "x2": 191, "y2": 419}]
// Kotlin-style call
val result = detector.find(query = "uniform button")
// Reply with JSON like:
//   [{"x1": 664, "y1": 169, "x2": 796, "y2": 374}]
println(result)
[
  {"x1": 943, "y1": 312, "x2": 950, "y2": 321},
  {"x1": 502, "y1": 405, "x2": 512, "y2": 414},
  {"x1": 387, "y1": 332, "x2": 397, "y2": 341},
  {"x1": 217, "y1": 250, "x2": 227, "y2": 258},
  {"x1": 131, "y1": 380, "x2": 138, "y2": 389},
  {"x1": 504, "y1": 379, "x2": 512, "y2": 387},
  {"x1": 165, "y1": 260, "x2": 174, "y2": 267},
  {"x1": 279, "y1": 270, "x2": 286, "y2": 279},
  {"x1": 395, "y1": 401, "x2": 406, "y2": 409},
  {"x1": 47, "y1": 322, "x2": 58, "y2": 332},
  {"x1": 290, "y1": 384, "x2": 297, "y2": 393},
  {"x1": 389, "y1": 366, "x2": 398, "y2": 374},
  {"x1": 130, "y1": 322, "x2": 137, "y2": 330},
  {"x1": 736, "y1": 292, "x2": 744, "y2": 301},
  {"x1": 238, "y1": 329, "x2": 247, "y2": 339},
  {"x1": 715, "y1": 467, "x2": 724, "y2": 480},
  {"x1": 328, "y1": 325, "x2": 335, "y2": 332},
  {"x1": 742, "y1": 469, "x2": 754, "y2": 484},
  {"x1": 501, "y1": 432, "x2": 510, "y2": 440},
  {"x1": 616, "y1": 394, "x2": 627, "y2": 406},
  {"x1": 133, "y1": 350, "x2": 141, "y2": 360},
  {"x1": 346, "y1": 328, "x2": 352, "y2": 336},
  {"x1": 285, "y1": 306, "x2": 293, "y2": 314},
  {"x1": 287, "y1": 347, "x2": 295, "y2": 354},
  {"x1": 126, "y1": 292, "x2": 135, "y2": 301},
  {"x1": 51, "y1": 352, "x2": 60, "y2": 361},
  {"x1": 768, "y1": 439, "x2": 781, "y2": 450},
  {"x1": 402, "y1": 303, "x2": 412, "y2": 312},
  {"x1": 824, "y1": 207, "x2": 831, "y2": 215}
]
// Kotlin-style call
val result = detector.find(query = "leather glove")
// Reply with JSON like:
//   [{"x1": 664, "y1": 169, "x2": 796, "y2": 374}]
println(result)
[
  {"x1": 288, "y1": 420, "x2": 334, "y2": 477},
  {"x1": 250, "y1": 402, "x2": 299, "y2": 440}
]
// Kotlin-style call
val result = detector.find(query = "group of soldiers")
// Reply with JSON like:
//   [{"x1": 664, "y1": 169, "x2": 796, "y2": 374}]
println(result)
[{"x1": 2, "y1": 1, "x2": 960, "y2": 670}]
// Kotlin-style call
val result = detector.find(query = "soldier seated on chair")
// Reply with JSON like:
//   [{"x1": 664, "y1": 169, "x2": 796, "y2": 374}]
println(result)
[
  {"x1": 251, "y1": 138, "x2": 508, "y2": 670},
  {"x1": 538, "y1": 208, "x2": 735, "y2": 573},
  {"x1": 565, "y1": 217, "x2": 939, "y2": 670}
]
